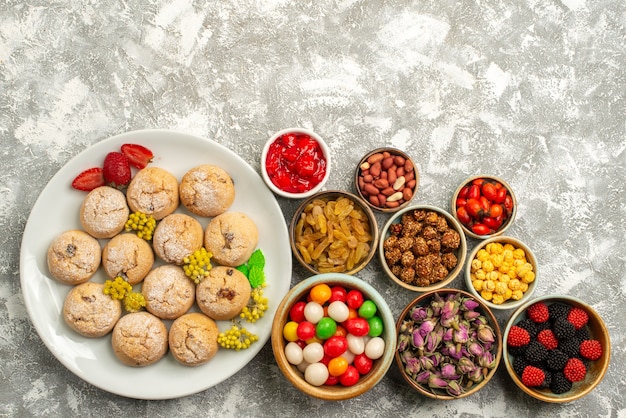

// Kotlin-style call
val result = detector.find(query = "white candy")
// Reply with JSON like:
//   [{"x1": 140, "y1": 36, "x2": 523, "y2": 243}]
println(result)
[
  {"x1": 284, "y1": 342, "x2": 304, "y2": 365},
  {"x1": 346, "y1": 333, "x2": 365, "y2": 355},
  {"x1": 365, "y1": 336, "x2": 385, "y2": 360},
  {"x1": 304, "y1": 301, "x2": 324, "y2": 324},
  {"x1": 341, "y1": 349, "x2": 355, "y2": 364},
  {"x1": 296, "y1": 360, "x2": 310, "y2": 373},
  {"x1": 305, "y1": 362, "x2": 329, "y2": 386},
  {"x1": 302, "y1": 342, "x2": 324, "y2": 364},
  {"x1": 327, "y1": 301, "x2": 350, "y2": 322}
]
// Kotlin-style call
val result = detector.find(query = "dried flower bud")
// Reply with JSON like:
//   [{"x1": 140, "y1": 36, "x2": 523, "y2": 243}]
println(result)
[
  {"x1": 461, "y1": 298, "x2": 479, "y2": 311},
  {"x1": 428, "y1": 374, "x2": 449, "y2": 389},
  {"x1": 412, "y1": 329, "x2": 425, "y2": 349},
  {"x1": 477, "y1": 324, "x2": 495, "y2": 344},
  {"x1": 453, "y1": 322, "x2": 470, "y2": 344},
  {"x1": 415, "y1": 370, "x2": 431, "y2": 384},
  {"x1": 457, "y1": 356, "x2": 476, "y2": 374},
  {"x1": 446, "y1": 380, "x2": 463, "y2": 396},
  {"x1": 404, "y1": 356, "x2": 421, "y2": 378},
  {"x1": 410, "y1": 306, "x2": 428, "y2": 321},
  {"x1": 441, "y1": 363, "x2": 460, "y2": 380}
]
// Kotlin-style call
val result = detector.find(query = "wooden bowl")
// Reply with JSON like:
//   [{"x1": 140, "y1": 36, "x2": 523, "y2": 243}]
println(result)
[
  {"x1": 503, "y1": 294, "x2": 611, "y2": 403},
  {"x1": 289, "y1": 190, "x2": 378, "y2": 275},
  {"x1": 451, "y1": 174, "x2": 517, "y2": 240},
  {"x1": 395, "y1": 288, "x2": 502, "y2": 399},
  {"x1": 271, "y1": 273, "x2": 396, "y2": 400},
  {"x1": 464, "y1": 236, "x2": 538, "y2": 310},
  {"x1": 379, "y1": 205, "x2": 466, "y2": 292},
  {"x1": 354, "y1": 147, "x2": 419, "y2": 213}
]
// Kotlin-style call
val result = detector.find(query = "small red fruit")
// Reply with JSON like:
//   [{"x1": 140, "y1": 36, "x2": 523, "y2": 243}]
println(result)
[
  {"x1": 71, "y1": 167, "x2": 105, "y2": 191},
  {"x1": 579, "y1": 339, "x2": 603, "y2": 361},
  {"x1": 567, "y1": 307, "x2": 589, "y2": 330},
  {"x1": 521, "y1": 365, "x2": 545, "y2": 387},
  {"x1": 536, "y1": 329, "x2": 559, "y2": 350},
  {"x1": 563, "y1": 357, "x2": 587, "y2": 382},
  {"x1": 527, "y1": 302, "x2": 550, "y2": 323},
  {"x1": 465, "y1": 198, "x2": 484, "y2": 219},
  {"x1": 121, "y1": 143, "x2": 154, "y2": 169},
  {"x1": 103, "y1": 152, "x2": 131, "y2": 189},
  {"x1": 471, "y1": 223, "x2": 490, "y2": 235},
  {"x1": 507, "y1": 325, "x2": 530, "y2": 347}
]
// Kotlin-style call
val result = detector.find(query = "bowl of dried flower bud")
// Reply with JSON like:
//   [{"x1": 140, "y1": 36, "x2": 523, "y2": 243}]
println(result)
[
  {"x1": 465, "y1": 236, "x2": 538, "y2": 310},
  {"x1": 379, "y1": 205, "x2": 466, "y2": 292},
  {"x1": 503, "y1": 294, "x2": 610, "y2": 403},
  {"x1": 354, "y1": 147, "x2": 419, "y2": 213},
  {"x1": 395, "y1": 288, "x2": 502, "y2": 399},
  {"x1": 290, "y1": 190, "x2": 379, "y2": 275}
]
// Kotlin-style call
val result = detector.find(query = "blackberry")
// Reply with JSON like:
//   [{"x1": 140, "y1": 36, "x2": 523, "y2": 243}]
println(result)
[
  {"x1": 524, "y1": 340, "x2": 549, "y2": 364},
  {"x1": 517, "y1": 318, "x2": 541, "y2": 338},
  {"x1": 548, "y1": 303, "x2": 571, "y2": 322},
  {"x1": 540, "y1": 368, "x2": 553, "y2": 389},
  {"x1": 559, "y1": 338, "x2": 582, "y2": 358},
  {"x1": 552, "y1": 318, "x2": 576, "y2": 340},
  {"x1": 513, "y1": 355, "x2": 530, "y2": 377},
  {"x1": 508, "y1": 345, "x2": 525, "y2": 357},
  {"x1": 576, "y1": 326, "x2": 591, "y2": 342},
  {"x1": 550, "y1": 371, "x2": 573, "y2": 394},
  {"x1": 545, "y1": 349, "x2": 569, "y2": 371}
]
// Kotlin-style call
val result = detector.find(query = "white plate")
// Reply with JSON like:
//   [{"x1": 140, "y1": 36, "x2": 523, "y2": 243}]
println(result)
[{"x1": 19, "y1": 129, "x2": 292, "y2": 400}]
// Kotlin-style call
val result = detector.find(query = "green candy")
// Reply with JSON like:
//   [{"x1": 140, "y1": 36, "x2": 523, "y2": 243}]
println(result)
[
  {"x1": 367, "y1": 316, "x2": 383, "y2": 337},
  {"x1": 315, "y1": 317, "x2": 337, "y2": 339},
  {"x1": 358, "y1": 300, "x2": 377, "y2": 319}
]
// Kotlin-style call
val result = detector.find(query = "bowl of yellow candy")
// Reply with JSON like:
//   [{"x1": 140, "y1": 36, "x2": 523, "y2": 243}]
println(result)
[{"x1": 464, "y1": 236, "x2": 537, "y2": 310}]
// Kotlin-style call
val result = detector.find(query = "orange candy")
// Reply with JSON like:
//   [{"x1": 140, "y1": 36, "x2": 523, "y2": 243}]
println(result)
[
  {"x1": 310, "y1": 284, "x2": 332, "y2": 304},
  {"x1": 328, "y1": 356, "x2": 349, "y2": 377}
]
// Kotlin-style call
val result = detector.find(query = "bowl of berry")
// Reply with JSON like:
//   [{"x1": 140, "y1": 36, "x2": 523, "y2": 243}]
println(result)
[
  {"x1": 503, "y1": 295, "x2": 611, "y2": 402},
  {"x1": 270, "y1": 273, "x2": 396, "y2": 400},
  {"x1": 451, "y1": 175, "x2": 517, "y2": 240},
  {"x1": 261, "y1": 128, "x2": 331, "y2": 199}
]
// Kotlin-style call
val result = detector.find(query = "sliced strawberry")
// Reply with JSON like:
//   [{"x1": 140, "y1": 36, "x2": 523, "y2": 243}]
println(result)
[
  {"x1": 121, "y1": 143, "x2": 154, "y2": 169},
  {"x1": 103, "y1": 152, "x2": 131, "y2": 189},
  {"x1": 71, "y1": 167, "x2": 105, "y2": 191}
]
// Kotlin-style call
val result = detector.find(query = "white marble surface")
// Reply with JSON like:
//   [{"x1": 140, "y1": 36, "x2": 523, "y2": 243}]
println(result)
[{"x1": 1, "y1": 0, "x2": 625, "y2": 416}]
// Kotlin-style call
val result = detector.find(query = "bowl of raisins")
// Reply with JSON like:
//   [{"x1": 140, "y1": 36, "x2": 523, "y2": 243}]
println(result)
[
  {"x1": 379, "y1": 205, "x2": 466, "y2": 292},
  {"x1": 261, "y1": 128, "x2": 331, "y2": 199},
  {"x1": 289, "y1": 190, "x2": 379, "y2": 276},
  {"x1": 451, "y1": 175, "x2": 517, "y2": 240},
  {"x1": 503, "y1": 295, "x2": 610, "y2": 402}
]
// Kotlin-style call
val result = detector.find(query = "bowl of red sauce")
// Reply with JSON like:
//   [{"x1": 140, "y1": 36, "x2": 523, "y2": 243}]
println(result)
[{"x1": 261, "y1": 128, "x2": 331, "y2": 199}]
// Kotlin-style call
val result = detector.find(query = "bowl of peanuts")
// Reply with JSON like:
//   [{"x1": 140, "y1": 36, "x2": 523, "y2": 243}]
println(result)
[
  {"x1": 379, "y1": 205, "x2": 466, "y2": 292},
  {"x1": 464, "y1": 236, "x2": 538, "y2": 310},
  {"x1": 290, "y1": 190, "x2": 379, "y2": 275},
  {"x1": 354, "y1": 148, "x2": 419, "y2": 212}
]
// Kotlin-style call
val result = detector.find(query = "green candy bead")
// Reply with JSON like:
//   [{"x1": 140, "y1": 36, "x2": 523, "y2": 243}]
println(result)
[
  {"x1": 367, "y1": 316, "x2": 383, "y2": 337},
  {"x1": 358, "y1": 300, "x2": 377, "y2": 319},
  {"x1": 316, "y1": 317, "x2": 337, "y2": 340}
]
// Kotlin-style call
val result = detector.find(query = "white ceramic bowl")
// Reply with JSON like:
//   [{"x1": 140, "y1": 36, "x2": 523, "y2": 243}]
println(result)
[
  {"x1": 464, "y1": 236, "x2": 537, "y2": 310},
  {"x1": 261, "y1": 128, "x2": 331, "y2": 199}
]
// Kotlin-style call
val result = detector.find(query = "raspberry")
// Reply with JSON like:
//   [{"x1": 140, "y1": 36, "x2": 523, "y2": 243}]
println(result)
[
  {"x1": 521, "y1": 365, "x2": 546, "y2": 387},
  {"x1": 563, "y1": 357, "x2": 587, "y2": 382},
  {"x1": 536, "y1": 329, "x2": 559, "y2": 350},
  {"x1": 567, "y1": 307, "x2": 589, "y2": 330},
  {"x1": 579, "y1": 339, "x2": 603, "y2": 361},
  {"x1": 507, "y1": 325, "x2": 531, "y2": 347},
  {"x1": 527, "y1": 302, "x2": 550, "y2": 323}
]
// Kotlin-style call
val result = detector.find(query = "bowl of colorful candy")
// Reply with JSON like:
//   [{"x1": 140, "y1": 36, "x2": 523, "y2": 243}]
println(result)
[
  {"x1": 354, "y1": 147, "x2": 419, "y2": 213},
  {"x1": 271, "y1": 273, "x2": 396, "y2": 400},
  {"x1": 464, "y1": 236, "x2": 538, "y2": 310},
  {"x1": 290, "y1": 190, "x2": 379, "y2": 276},
  {"x1": 503, "y1": 295, "x2": 610, "y2": 403},
  {"x1": 379, "y1": 205, "x2": 466, "y2": 292},
  {"x1": 261, "y1": 128, "x2": 331, "y2": 199},
  {"x1": 451, "y1": 175, "x2": 517, "y2": 240},
  {"x1": 395, "y1": 288, "x2": 502, "y2": 399}
]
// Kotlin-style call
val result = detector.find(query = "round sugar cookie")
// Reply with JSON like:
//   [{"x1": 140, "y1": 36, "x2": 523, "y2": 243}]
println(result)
[
  {"x1": 79, "y1": 186, "x2": 129, "y2": 239},
  {"x1": 169, "y1": 312, "x2": 219, "y2": 366},
  {"x1": 152, "y1": 213, "x2": 203, "y2": 265},
  {"x1": 63, "y1": 282, "x2": 122, "y2": 338},
  {"x1": 111, "y1": 311, "x2": 168, "y2": 367},
  {"x1": 142, "y1": 264, "x2": 195, "y2": 320},
  {"x1": 196, "y1": 266, "x2": 251, "y2": 321},
  {"x1": 179, "y1": 164, "x2": 235, "y2": 217},
  {"x1": 126, "y1": 167, "x2": 179, "y2": 220},
  {"x1": 47, "y1": 229, "x2": 101, "y2": 285},
  {"x1": 204, "y1": 212, "x2": 258, "y2": 267},
  {"x1": 102, "y1": 233, "x2": 154, "y2": 285}
]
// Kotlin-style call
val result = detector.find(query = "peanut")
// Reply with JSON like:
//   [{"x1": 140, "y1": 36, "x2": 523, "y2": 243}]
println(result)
[{"x1": 356, "y1": 150, "x2": 417, "y2": 209}]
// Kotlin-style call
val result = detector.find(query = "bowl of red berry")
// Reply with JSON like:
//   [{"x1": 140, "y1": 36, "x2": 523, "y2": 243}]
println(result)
[
  {"x1": 270, "y1": 273, "x2": 396, "y2": 400},
  {"x1": 354, "y1": 147, "x2": 419, "y2": 213},
  {"x1": 451, "y1": 175, "x2": 517, "y2": 240},
  {"x1": 503, "y1": 295, "x2": 611, "y2": 403},
  {"x1": 261, "y1": 128, "x2": 331, "y2": 199}
]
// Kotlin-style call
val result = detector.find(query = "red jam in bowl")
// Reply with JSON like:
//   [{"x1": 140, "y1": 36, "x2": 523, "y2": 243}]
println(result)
[{"x1": 265, "y1": 132, "x2": 327, "y2": 194}]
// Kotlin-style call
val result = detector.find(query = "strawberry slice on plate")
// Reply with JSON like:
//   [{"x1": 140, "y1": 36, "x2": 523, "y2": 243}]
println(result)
[
  {"x1": 121, "y1": 143, "x2": 154, "y2": 169},
  {"x1": 71, "y1": 167, "x2": 105, "y2": 191}
]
